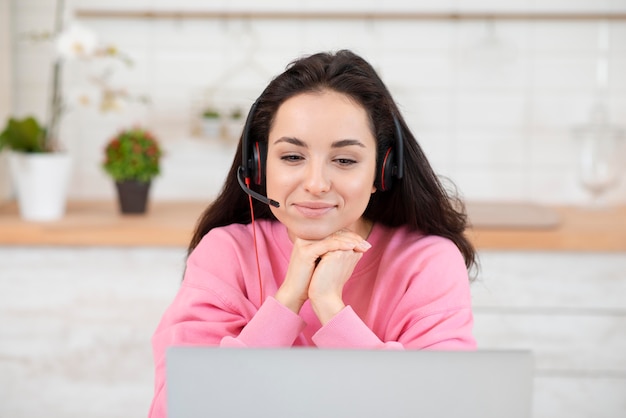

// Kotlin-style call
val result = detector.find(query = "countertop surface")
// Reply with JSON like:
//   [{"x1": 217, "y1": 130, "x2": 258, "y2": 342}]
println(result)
[{"x1": 0, "y1": 200, "x2": 625, "y2": 251}]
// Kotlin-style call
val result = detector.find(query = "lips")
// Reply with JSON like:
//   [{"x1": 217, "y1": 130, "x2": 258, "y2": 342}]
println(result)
[{"x1": 293, "y1": 202, "x2": 336, "y2": 218}]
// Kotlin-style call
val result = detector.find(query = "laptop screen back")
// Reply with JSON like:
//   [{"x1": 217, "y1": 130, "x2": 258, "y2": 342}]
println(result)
[{"x1": 167, "y1": 347, "x2": 533, "y2": 418}]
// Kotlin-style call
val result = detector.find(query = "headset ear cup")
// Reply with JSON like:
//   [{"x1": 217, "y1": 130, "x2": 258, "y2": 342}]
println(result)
[
  {"x1": 377, "y1": 147, "x2": 396, "y2": 192},
  {"x1": 253, "y1": 141, "x2": 267, "y2": 185},
  {"x1": 375, "y1": 115, "x2": 404, "y2": 192}
]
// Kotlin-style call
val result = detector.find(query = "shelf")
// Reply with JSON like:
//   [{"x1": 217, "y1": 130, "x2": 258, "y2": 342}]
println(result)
[{"x1": 75, "y1": 9, "x2": 626, "y2": 22}]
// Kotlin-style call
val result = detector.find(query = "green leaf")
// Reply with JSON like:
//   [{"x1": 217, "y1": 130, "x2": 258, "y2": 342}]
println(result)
[{"x1": 0, "y1": 116, "x2": 47, "y2": 153}]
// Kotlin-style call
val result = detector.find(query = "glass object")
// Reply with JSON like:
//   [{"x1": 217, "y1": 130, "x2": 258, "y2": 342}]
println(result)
[{"x1": 573, "y1": 108, "x2": 624, "y2": 208}]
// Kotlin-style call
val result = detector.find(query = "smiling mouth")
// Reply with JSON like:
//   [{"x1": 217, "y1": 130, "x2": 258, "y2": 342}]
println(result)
[{"x1": 293, "y1": 204, "x2": 335, "y2": 218}]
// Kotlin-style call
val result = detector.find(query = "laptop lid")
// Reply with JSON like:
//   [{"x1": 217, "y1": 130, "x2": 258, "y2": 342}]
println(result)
[{"x1": 167, "y1": 347, "x2": 533, "y2": 418}]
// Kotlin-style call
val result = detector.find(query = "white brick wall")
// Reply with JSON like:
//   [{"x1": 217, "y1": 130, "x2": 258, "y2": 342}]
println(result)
[{"x1": 4, "y1": 0, "x2": 626, "y2": 205}]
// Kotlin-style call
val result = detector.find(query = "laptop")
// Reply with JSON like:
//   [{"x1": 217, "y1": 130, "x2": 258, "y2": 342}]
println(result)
[{"x1": 167, "y1": 347, "x2": 533, "y2": 418}]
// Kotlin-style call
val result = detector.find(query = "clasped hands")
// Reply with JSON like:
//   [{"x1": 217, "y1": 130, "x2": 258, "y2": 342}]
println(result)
[{"x1": 274, "y1": 230, "x2": 372, "y2": 325}]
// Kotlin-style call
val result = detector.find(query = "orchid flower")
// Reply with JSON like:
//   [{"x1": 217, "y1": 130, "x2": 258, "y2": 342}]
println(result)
[{"x1": 56, "y1": 23, "x2": 98, "y2": 59}]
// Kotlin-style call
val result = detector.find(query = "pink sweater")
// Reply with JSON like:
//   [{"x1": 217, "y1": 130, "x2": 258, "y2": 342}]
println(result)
[{"x1": 149, "y1": 220, "x2": 475, "y2": 417}]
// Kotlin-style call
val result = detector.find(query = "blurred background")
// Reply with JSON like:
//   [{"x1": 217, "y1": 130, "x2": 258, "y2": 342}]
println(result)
[
  {"x1": 0, "y1": 1, "x2": 625, "y2": 417},
  {"x1": 2, "y1": 0, "x2": 626, "y2": 204}
]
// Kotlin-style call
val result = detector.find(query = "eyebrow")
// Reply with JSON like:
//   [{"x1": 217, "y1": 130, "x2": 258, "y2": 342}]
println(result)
[
  {"x1": 273, "y1": 137, "x2": 366, "y2": 148},
  {"x1": 332, "y1": 139, "x2": 366, "y2": 148}
]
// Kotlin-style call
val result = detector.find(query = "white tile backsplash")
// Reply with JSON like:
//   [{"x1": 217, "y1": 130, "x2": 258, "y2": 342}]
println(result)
[
  {"x1": 529, "y1": 129, "x2": 581, "y2": 166},
  {"x1": 532, "y1": 53, "x2": 602, "y2": 90},
  {"x1": 451, "y1": 167, "x2": 529, "y2": 200},
  {"x1": 454, "y1": 93, "x2": 529, "y2": 128},
  {"x1": 528, "y1": 166, "x2": 595, "y2": 203},
  {"x1": 530, "y1": 0, "x2": 614, "y2": 13},
  {"x1": 455, "y1": 129, "x2": 528, "y2": 166},
  {"x1": 3, "y1": 0, "x2": 626, "y2": 205},
  {"x1": 531, "y1": 94, "x2": 592, "y2": 129},
  {"x1": 608, "y1": 56, "x2": 626, "y2": 88},
  {"x1": 530, "y1": 22, "x2": 608, "y2": 52},
  {"x1": 374, "y1": 22, "x2": 455, "y2": 51},
  {"x1": 380, "y1": 53, "x2": 454, "y2": 90}
]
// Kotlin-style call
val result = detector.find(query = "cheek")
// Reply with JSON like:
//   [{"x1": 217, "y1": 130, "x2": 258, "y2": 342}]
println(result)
[
  {"x1": 343, "y1": 169, "x2": 377, "y2": 201},
  {"x1": 264, "y1": 161, "x2": 285, "y2": 197}
]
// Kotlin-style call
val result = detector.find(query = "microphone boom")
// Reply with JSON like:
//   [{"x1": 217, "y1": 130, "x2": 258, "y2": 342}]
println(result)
[{"x1": 237, "y1": 166, "x2": 280, "y2": 208}]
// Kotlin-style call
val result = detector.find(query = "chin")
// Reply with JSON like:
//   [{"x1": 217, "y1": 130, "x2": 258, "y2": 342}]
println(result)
[
  {"x1": 287, "y1": 224, "x2": 337, "y2": 241},
  {"x1": 292, "y1": 229, "x2": 332, "y2": 241}
]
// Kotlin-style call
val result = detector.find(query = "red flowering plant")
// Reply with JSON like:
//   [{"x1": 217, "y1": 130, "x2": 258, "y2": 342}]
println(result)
[{"x1": 102, "y1": 127, "x2": 162, "y2": 183}]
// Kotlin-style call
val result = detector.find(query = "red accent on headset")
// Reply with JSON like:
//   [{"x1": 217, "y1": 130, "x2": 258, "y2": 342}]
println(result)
[
  {"x1": 381, "y1": 148, "x2": 392, "y2": 191},
  {"x1": 254, "y1": 142, "x2": 262, "y2": 185}
]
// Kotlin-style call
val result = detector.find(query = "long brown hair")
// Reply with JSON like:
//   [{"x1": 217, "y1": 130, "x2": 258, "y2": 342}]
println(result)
[{"x1": 189, "y1": 50, "x2": 477, "y2": 274}]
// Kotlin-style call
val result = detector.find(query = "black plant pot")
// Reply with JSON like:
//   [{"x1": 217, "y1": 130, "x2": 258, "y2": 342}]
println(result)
[{"x1": 115, "y1": 180, "x2": 151, "y2": 214}]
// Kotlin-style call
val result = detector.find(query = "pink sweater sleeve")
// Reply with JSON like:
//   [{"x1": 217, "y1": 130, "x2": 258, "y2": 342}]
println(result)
[
  {"x1": 313, "y1": 305, "x2": 474, "y2": 350},
  {"x1": 148, "y1": 232, "x2": 306, "y2": 418},
  {"x1": 149, "y1": 293, "x2": 305, "y2": 417},
  {"x1": 313, "y1": 235, "x2": 475, "y2": 351},
  {"x1": 312, "y1": 305, "x2": 401, "y2": 348}
]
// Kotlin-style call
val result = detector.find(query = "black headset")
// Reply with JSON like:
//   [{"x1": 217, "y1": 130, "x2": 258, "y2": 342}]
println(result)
[{"x1": 237, "y1": 100, "x2": 404, "y2": 207}]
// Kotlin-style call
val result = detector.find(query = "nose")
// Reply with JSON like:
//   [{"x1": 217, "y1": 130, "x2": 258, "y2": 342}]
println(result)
[{"x1": 303, "y1": 160, "x2": 330, "y2": 195}]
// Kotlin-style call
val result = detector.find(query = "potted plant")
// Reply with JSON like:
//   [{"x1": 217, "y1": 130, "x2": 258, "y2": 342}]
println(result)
[
  {"x1": 3, "y1": 0, "x2": 141, "y2": 221},
  {"x1": 0, "y1": 116, "x2": 48, "y2": 153},
  {"x1": 102, "y1": 127, "x2": 162, "y2": 214},
  {"x1": 200, "y1": 106, "x2": 222, "y2": 138},
  {"x1": 226, "y1": 106, "x2": 245, "y2": 141},
  {"x1": 0, "y1": 0, "x2": 72, "y2": 221},
  {"x1": 0, "y1": 116, "x2": 71, "y2": 221}
]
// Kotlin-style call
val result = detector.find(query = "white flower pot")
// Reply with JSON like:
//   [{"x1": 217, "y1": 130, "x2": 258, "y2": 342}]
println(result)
[
  {"x1": 227, "y1": 119, "x2": 245, "y2": 140},
  {"x1": 201, "y1": 118, "x2": 222, "y2": 139},
  {"x1": 0, "y1": 151, "x2": 12, "y2": 202},
  {"x1": 8, "y1": 151, "x2": 72, "y2": 221}
]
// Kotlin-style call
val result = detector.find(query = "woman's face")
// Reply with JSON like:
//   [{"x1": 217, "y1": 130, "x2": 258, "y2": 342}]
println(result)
[{"x1": 266, "y1": 90, "x2": 377, "y2": 241}]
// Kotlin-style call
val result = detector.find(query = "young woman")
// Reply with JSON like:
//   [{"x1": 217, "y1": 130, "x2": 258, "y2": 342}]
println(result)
[{"x1": 149, "y1": 50, "x2": 477, "y2": 417}]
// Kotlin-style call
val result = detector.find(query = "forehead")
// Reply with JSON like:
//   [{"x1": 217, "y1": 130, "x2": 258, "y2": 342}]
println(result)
[
  {"x1": 277, "y1": 89, "x2": 366, "y2": 115},
  {"x1": 270, "y1": 90, "x2": 375, "y2": 143}
]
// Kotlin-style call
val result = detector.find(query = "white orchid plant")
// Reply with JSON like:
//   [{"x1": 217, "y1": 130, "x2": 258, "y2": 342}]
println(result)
[
  {"x1": 15, "y1": 0, "x2": 147, "y2": 152},
  {"x1": 57, "y1": 23, "x2": 146, "y2": 111}
]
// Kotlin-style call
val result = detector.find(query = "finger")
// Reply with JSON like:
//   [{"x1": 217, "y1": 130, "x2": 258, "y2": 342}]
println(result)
[
  {"x1": 296, "y1": 234, "x2": 354, "y2": 251},
  {"x1": 311, "y1": 250, "x2": 364, "y2": 294},
  {"x1": 327, "y1": 230, "x2": 371, "y2": 252},
  {"x1": 319, "y1": 236, "x2": 369, "y2": 254}
]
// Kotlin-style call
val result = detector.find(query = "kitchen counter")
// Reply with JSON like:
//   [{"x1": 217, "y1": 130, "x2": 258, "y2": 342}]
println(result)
[
  {"x1": 0, "y1": 200, "x2": 202, "y2": 247},
  {"x1": 0, "y1": 200, "x2": 625, "y2": 251}
]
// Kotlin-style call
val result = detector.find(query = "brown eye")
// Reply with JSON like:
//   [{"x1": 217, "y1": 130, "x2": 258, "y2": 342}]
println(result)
[
  {"x1": 335, "y1": 158, "x2": 357, "y2": 166},
  {"x1": 281, "y1": 155, "x2": 303, "y2": 162}
]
